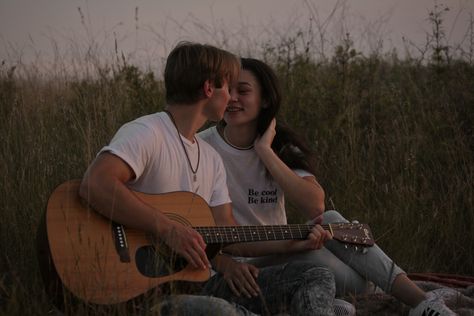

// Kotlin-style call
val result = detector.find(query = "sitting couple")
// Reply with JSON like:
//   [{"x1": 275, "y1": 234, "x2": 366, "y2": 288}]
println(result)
[{"x1": 80, "y1": 42, "x2": 455, "y2": 316}]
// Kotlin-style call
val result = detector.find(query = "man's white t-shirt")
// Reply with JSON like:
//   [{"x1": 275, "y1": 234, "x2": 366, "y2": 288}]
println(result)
[
  {"x1": 100, "y1": 112, "x2": 230, "y2": 207},
  {"x1": 199, "y1": 126, "x2": 313, "y2": 225}
]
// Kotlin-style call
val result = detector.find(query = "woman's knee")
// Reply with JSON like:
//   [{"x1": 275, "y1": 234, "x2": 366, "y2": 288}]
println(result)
[{"x1": 322, "y1": 210, "x2": 348, "y2": 223}]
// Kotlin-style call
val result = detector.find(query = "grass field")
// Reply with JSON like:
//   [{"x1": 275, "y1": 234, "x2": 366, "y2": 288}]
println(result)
[{"x1": 0, "y1": 4, "x2": 473, "y2": 315}]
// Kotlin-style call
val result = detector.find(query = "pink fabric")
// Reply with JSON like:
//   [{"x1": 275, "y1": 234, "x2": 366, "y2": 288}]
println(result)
[{"x1": 408, "y1": 273, "x2": 474, "y2": 288}]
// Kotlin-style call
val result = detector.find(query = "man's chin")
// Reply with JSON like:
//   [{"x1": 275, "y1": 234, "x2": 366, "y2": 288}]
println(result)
[{"x1": 211, "y1": 112, "x2": 226, "y2": 122}]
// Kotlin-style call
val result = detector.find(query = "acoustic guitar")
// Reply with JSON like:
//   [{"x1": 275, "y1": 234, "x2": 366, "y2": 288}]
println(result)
[{"x1": 43, "y1": 179, "x2": 374, "y2": 305}]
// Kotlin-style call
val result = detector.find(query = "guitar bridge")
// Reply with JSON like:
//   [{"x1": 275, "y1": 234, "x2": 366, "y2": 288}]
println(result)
[{"x1": 112, "y1": 222, "x2": 131, "y2": 262}]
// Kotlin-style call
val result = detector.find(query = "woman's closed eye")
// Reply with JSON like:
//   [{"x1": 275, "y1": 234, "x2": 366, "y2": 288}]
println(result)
[{"x1": 238, "y1": 88, "x2": 251, "y2": 95}]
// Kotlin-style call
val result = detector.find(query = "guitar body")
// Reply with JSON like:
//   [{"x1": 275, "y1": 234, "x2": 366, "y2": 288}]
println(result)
[{"x1": 46, "y1": 180, "x2": 213, "y2": 305}]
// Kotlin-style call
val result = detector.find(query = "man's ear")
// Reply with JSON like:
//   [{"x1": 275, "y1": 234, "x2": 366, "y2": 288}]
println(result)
[{"x1": 203, "y1": 80, "x2": 214, "y2": 98}]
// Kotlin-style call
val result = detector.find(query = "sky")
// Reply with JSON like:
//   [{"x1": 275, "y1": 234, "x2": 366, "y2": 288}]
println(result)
[{"x1": 1, "y1": 0, "x2": 473, "y2": 73}]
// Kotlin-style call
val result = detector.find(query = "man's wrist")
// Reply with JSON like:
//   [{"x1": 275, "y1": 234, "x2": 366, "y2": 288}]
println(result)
[
  {"x1": 153, "y1": 212, "x2": 171, "y2": 238},
  {"x1": 212, "y1": 250, "x2": 234, "y2": 271}
]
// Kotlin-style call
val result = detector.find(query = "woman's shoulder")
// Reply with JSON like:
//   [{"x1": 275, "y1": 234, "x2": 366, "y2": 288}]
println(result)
[{"x1": 198, "y1": 125, "x2": 218, "y2": 141}]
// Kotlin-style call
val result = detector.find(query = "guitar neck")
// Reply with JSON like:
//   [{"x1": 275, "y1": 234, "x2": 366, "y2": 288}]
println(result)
[{"x1": 195, "y1": 224, "x2": 328, "y2": 244}]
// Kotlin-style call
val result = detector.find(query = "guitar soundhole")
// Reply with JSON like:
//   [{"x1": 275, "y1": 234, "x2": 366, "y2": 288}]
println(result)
[{"x1": 135, "y1": 245, "x2": 188, "y2": 277}]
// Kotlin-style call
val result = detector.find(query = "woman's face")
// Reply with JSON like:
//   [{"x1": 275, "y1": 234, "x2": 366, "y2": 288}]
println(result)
[{"x1": 224, "y1": 69, "x2": 263, "y2": 127}]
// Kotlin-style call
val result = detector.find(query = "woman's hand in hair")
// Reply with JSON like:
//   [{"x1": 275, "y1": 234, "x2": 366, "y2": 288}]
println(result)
[{"x1": 254, "y1": 118, "x2": 276, "y2": 154}]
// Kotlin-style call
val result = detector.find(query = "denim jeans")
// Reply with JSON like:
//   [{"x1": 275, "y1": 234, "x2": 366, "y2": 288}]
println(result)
[
  {"x1": 153, "y1": 294, "x2": 258, "y2": 316},
  {"x1": 201, "y1": 262, "x2": 336, "y2": 316},
  {"x1": 248, "y1": 210, "x2": 406, "y2": 297}
]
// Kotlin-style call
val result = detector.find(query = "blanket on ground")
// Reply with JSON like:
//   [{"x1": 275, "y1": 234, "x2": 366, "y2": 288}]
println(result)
[{"x1": 348, "y1": 274, "x2": 474, "y2": 316}]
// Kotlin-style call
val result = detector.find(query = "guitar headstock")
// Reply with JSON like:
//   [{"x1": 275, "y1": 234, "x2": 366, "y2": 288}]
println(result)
[{"x1": 330, "y1": 222, "x2": 375, "y2": 247}]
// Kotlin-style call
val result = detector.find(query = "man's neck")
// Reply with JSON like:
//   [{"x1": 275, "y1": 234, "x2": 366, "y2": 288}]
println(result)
[{"x1": 164, "y1": 104, "x2": 207, "y2": 141}]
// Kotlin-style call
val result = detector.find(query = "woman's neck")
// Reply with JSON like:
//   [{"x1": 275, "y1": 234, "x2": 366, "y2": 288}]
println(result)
[{"x1": 221, "y1": 123, "x2": 257, "y2": 149}]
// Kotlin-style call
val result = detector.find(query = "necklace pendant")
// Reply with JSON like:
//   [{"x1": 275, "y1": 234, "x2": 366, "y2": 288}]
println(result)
[{"x1": 193, "y1": 174, "x2": 197, "y2": 182}]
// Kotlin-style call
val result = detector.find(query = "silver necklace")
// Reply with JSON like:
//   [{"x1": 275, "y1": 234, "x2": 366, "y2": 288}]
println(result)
[
  {"x1": 223, "y1": 127, "x2": 254, "y2": 150},
  {"x1": 164, "y1": 110, "x2": 200, "y2": 182}
]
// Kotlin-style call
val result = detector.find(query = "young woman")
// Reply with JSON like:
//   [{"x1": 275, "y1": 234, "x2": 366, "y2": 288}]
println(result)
[{"x1": 199, "y1": 57, "x2": 455, "y2": 316}]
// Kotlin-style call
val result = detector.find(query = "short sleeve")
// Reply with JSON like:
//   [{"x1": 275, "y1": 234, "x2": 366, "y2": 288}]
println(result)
[
  {"x1": 99, "y1": 121, "x2": 157, "y2": 182},
  {"x1": 293, "y1": 168, "x2": 315, "y2": 179}
]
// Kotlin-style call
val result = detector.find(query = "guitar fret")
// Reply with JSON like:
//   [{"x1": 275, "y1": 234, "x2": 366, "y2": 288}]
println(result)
[
  {"x1": 243, "y1": 226, "x2": 249, "y2": 242},
  {"x1": 207, "y1": 227, "x2": 214, "y2": 243},
  {"x1": 260, "y1": 227, "x2": 267, "y2": 241},
  {"x1": 277, "y1": 225, "x2": 284, "y2": 240},
  {"x1": 230, "y1": 227, "x2": 239, "y2": 242},
  {"x1": 215, "y1": 229, "x2": 223, "y2": 243},
  {"x1": 228, "y1": 227, "x2": 235, "y2": 242},
  {"x1": 249, "y1": 226, "x2": 256, "y2": 241},
  {"x1": 249, "y1": 226, "x2": 258, "y2": 241},
  {"x1": 220, "y1": 227, "x2": 226, "y2": 242},
  {"x1": 264, "y1": 226, "x2": 272, "y2": 240},
  {"x1": 271, "y1": 226, "x2": 277, "y2": 240}
]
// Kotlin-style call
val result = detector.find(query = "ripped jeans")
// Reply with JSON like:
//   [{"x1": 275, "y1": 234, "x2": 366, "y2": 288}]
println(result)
[{"x1": 201, "y1": 261, "x2": 336, "y2": 316}]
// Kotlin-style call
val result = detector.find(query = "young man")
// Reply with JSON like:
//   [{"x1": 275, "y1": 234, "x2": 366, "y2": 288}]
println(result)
[
  {"x1": 79, "y1": 42, "x2": 336, "y2": 315},
  {"x1": 80, "y1": 42, "x2": 239, "y2": 271}
]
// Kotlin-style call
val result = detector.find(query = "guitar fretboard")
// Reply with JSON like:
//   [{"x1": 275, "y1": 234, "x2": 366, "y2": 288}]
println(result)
[{"x1": 196, "y1": 224, "x2": 330, "y2": 244}]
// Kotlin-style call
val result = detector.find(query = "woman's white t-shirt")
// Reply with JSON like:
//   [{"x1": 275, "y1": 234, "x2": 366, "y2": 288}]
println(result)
[{"x1": 199, "y1": 126, "x2": 312, "y2": 224}]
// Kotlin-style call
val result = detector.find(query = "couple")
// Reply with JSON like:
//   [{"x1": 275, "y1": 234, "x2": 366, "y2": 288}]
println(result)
[{"x1": 79, "y1": 42, "x2": 455, "y2": 315}]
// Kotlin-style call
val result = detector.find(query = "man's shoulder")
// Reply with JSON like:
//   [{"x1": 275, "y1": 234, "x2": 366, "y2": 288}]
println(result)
[
  {"x1": 132, "y1": 112, "x2": 165, "y2": 126},
  {"x1": 122, "y1": 112, "x2": 167, "y2": 135}
]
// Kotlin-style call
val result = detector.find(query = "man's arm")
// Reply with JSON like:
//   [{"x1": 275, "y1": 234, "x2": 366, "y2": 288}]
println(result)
[{"x1": 79, "y1": 152, "x2": 210, "y2": 269}]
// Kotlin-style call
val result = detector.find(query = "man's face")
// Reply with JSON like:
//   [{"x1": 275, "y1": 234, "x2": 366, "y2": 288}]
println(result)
[{"x1": 204, "y1": 80, "x2": 232, "y2": 122}]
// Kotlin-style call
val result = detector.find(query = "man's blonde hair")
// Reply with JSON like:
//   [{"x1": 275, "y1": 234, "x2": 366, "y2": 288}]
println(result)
[{"x1": 164, "y1": 42, "x2": 240, "y2": 105}]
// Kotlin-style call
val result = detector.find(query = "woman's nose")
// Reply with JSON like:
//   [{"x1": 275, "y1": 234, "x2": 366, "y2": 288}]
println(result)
[{"x1": 229, "y1": 89, "x2": 238, "y2": 102}]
